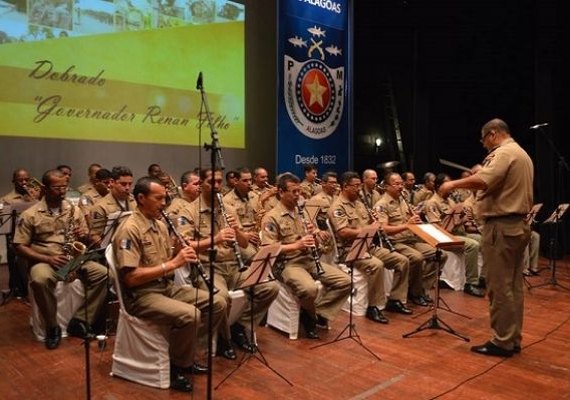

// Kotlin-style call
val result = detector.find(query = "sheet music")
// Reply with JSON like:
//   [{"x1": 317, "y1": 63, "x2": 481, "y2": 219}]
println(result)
[{"x1": 416, "y1": 224, "x2": 455, "y2": 243}]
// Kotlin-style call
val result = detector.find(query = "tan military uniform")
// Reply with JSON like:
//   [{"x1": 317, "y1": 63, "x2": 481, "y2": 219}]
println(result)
[
  {"x1": 1, "y1": 190, "x2": 31, "y2": 205},
  {"x1": 475, "y1": 138, "x2": 533, "y2": 351},
  {"x1": 374, "y1": 193, "x2": 444, "y2": 297},
  {"x1": 77, "y1": 182, "x2": 94, "y2": 195},
  {"x1": 261, "y1": 201, "x2": 350, "y2": 320},
  {"x1": 89, "y1": 192, "x2": 136, "y2": 237},
  {"x1": 251, "y1": 185, "x2": 279, "y2": 212},
  {"x1": 184, "y1": 194, "x2": 278, "y2": 338},
  {"x1": 78, "y1": 185, "x2": 103, "y2": 216},
  {"x1": 113, "y1": 208, "x2": 225, "y2": 367},
  {"x1": 413, "y1": 186, "x2": 433, "y2": 206},
  {"x1": 359, "y1": 187, "x2": 381, "y2": 210},
  {"x1": 13, "y1": 199, "x2": 107, "y2": 330},
  {"x1": 300, "y1": 180, "x2": 322, "y2": 200},
  {"x1": 424, "y1": 193, "x2": 481, "y2": 286},
  {"x1": 328, "y1": 194, "x2": 409, "y2": 307}
]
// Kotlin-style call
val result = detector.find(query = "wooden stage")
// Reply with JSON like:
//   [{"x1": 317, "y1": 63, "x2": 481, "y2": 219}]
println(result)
[{"x1": 1, "y1": 259, "x2": 570, "y2": 400}]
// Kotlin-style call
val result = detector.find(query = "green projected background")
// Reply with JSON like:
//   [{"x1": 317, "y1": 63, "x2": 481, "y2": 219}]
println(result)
[{"x1": 0, "y1": 0, "x2": 245, "y2": 147}]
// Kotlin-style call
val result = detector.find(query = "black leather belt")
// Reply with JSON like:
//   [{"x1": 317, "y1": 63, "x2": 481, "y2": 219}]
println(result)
[{"x1": 485, "y1": 214, "x2": 526, "y2": 221}]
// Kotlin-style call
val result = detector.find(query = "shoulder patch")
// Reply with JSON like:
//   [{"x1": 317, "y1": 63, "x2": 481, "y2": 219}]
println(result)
[
  {"x1": 178, "y1": 216, "x2": 192, "y2": 226},
  {"x1": 264, "y1": 222, "x2": 277, "y2": 233},
  {"x1": 119, "y1": 239, "x2": 131, "y2": 250},
  {"x1": 333, "y1": 209, "x2": 345, "y2": 218}
]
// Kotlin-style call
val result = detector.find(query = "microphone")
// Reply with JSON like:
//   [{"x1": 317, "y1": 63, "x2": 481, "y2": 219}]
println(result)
[
  {"x1": 196, "y1": 71, "x2": 203, "y2": 90},
  {"x1": 529, "y1": 123, "x2": 549, "y2": 130}
]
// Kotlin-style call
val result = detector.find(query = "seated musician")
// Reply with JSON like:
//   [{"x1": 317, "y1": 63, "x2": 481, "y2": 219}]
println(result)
[
  {"x1": 329, "y1": 171, "x2": 412, "y2": 324},
  {"x1": 13, "y1": 169, "x2": 108, "y2": 349},
  {"x1": 423, "y1": 173, "x2": 485, "y2": 297},
  {"x1": 374, "y1": 172, "x2": 447, "y2": 307},
  {"x1": 181, "y1": 169, "x2": 279, "y2": 359},
  {"x1": 112, "y1": 176, "x2": 226, "y2": 392},
  {"x1": 0, "y1": 168, "x2": 41, "y2": 204},
  {"x1": 261, "y1": 173, "x2": 350, "y2": 338}
]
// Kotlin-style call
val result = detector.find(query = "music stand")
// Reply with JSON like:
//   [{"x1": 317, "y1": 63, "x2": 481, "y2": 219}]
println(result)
[
  {"x1": 403, "y1": 224, "x2": 470, "y2": 342},
  {"x1": 216, "y1": 244, "x2": 293, "y2": 388},
  {"x1": 521, "y1": 204, "x2": 543, "y2": 290},
  {"x1": 311, "y1": 226, "x2": 381, "y2": 361},
  {"x1": 530, "y1": 204, "x2": 569, "y2": 291}
]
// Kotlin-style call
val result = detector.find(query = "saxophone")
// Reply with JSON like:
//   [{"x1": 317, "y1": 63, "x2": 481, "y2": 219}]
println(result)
[{"x1": 57, "y1": 201, "x2": 87, "y2": 282}]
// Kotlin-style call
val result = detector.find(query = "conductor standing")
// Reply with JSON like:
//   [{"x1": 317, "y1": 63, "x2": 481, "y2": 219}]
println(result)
[{"x1": 440, "y1": 118, "x2": 533, "y2": 357}]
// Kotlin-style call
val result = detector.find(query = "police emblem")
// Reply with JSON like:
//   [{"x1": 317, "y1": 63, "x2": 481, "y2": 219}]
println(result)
[{"x1": 284, "y1": 24, "x2": 345, "y2": 140}]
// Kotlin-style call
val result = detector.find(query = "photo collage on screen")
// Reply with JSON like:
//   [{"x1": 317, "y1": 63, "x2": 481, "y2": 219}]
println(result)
[{"x1": 0, "y1": 0, "x2": 244, "y2": 45}]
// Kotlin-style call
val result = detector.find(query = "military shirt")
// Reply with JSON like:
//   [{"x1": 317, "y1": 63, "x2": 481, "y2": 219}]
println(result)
[
  {"x1": 77, "y1": 182, "x2": 95, "y2": 195},
  {"x1": 1, "y1": 190, "x2": 31, "y2": 205},
  {"x1": 300, "y1": 180, "x2": 322, "y2": 200},
  {"x1": 13, "y1": 199, "x2": 87, "y2": 257},
  {"x1": 261, "y1": 201, "x2": 310, "y2": 260},
  {"x1": 113, "y1": 208, "x2": 174, "y2": 293},
  {"x1": 374, "y1": 193, "x2": 415, "y2": 242},
  {"x1": 327, "y1": 194, "x2": 372, "y2": 251},
  {"x1": 307, "y1": 191, "x2": 336, "y2": 226},
  {"x1": 223, "y1": 189, "x2": 258, "y2": 232},
  {"x1": 90, "y1": 192, "x2": 136, "y2": 236},
  {"x1": 78, "y1": 186, "x2": 103, "y2": 215},
  {"x1": 359, "y1": 187, "x2": 381, "y2": 210},
  {"x1": 166, "y1": 196, "x2": 195, "y2": 230},
  {"x1": 424, "y1": 193, "x2": 466, "y2": 235},
  {"x1": 183, "y1": 194, "x2": 241, "y2": 263},
  {"x1": 475, "y1": 138, "x2": 534, "y2": 219},
  {"x1": 413, "y1": 186, "x2": 433, "y2": 206}
]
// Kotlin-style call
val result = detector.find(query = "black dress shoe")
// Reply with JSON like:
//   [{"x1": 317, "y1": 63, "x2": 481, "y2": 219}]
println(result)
[
  {"x1": 470, "y1": 341, "x2": 513, "y2": 357},
  {"x1": 230, "y1": 323, "x2": 256, "y2": 353},
  {"x1": 477, "y1": 277, "x2": 487, "y2": 289},
  {"x1": 316, "y1": 314, "x2": 329, "y2": 330},
  {"x1": 385, "y1": 300, "x2": 413, "y2": 315},
  {"x1": 170, "y1": 367, "x2": 193, "y2": 392},
  {"x1": 464, "y1": 284, "x2": 485, "y2": 298},
  {"x1": 365, "y1": 306, "x2": 389, "y2": 324},
  {"x1": 217, "y1": 339, "x2": 237, "y2": 360},
  {"x1": 180, "y1": 362, "x2": 208, "y2": 375},
  {"x1": 409, "y1": 296, "x2": 428, "y2": 307},
  {"x1": 45, "y1": 326, "x2": 62, "y2": 350},
  {"x1": 67, "y1": 318, "x2": 93, "y2": 339},
  {"x1": 422, "y1": 294, "x2": 433, "y2": 304},
  {"x1": 300, "y1": 309, "x2": 320, "y2": 339}
]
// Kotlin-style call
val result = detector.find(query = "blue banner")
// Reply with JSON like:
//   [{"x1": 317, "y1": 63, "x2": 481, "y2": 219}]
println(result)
[{"x1": 277, "y1": 0, "x2": 351, "y2": 176}]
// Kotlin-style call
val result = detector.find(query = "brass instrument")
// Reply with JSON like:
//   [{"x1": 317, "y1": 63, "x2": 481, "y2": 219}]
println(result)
[
  {"x1": 166, "y1": 174, "x2": 181, "y2": 200},
  {"x1": 296, "y1": 199, "x2": 325, "y2": 276},
  {"x1": 56, "y1": 201, "x2": 87, "y2": 282},
  {"x1": 160, "y1": 210, "x2": 218, "y2": 293},
  {"x1": 359, "y1": 193, "x2": 396, "y2": 252},
  {"x1": 23, "y1": 177, "x2": 43, "y2": 200},
  {"x1": 216, "y1": 193, "x2": 247, "y2": 272}
]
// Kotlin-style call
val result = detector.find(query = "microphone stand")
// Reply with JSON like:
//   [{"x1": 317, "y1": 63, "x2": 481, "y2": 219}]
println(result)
[{"x1": 197, "y1": 72, "x2": 222, "y2": 400}]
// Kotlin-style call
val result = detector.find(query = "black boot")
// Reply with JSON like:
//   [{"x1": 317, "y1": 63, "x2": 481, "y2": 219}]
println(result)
[{"x1": 230, "y1": 323, "x2": 256, "y2": 353}]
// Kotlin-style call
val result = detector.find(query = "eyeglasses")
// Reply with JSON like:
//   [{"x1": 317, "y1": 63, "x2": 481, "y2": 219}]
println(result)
[
  {"x1": 345, "y1": 183, "x2": 361, "y2": 188},
  {"x1": 480, "y1": 130, "x2": 493, "y2": 143},
  {"x1": 49, "y1": 185, "x2": 68, "y2": 191}
]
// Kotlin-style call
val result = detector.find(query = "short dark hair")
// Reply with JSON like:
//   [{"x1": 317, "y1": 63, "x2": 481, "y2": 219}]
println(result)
[
  {"x1": 237, "y1": 167, "x2": 251, "y2": 178},
  {"x1": 423, "y1": 172, "x2": 435, "y2": 183},
  {"x1": 133, "y1": 176, "x2": 162, "y2": 204},
  {"x1": 147, "y1": 163, "x2": 161, "y2": 174},
  {"x1": 434, "y1": 173, "x2": 450, "y2": 191},
  {"x1": 56, "y1": 164, "x2": 72, "y2": 172},
  {"x1": 225, "y1": 170, "x2": 238, "y2": 181},
  {"x1": 482, "y1": 118, "x2": 510, "y2": 135},
  {"x1": 199, "y1": 168, "x2": 222, "y2": 182},
  {"x1": 180, "y1": 170, "x2": 198, "y2": 186},
  {"x1": 304, "y1": 164, "x2": 317, "y2": 174},
  {"x1": 111, "y1": 166, "x2": 133, "y2": 180},
  {"x1": 276, "y1": 173, "x2": 300, "y2": 192},
  {"x1": 95, "y1": 168, "x2": 112, "y2": 181},
  {"x1": 340, "y1": 171, "x2": 359, "y2": 187},
  {"x1": 384, "y1": 172, "x2": 401, "y2": 184},
  {"x1": 42, "y1": 169, "x2": 65, "y2": 187},
  {"x1": 322, "y1": 171, "x2": 337, "y2": 182}
]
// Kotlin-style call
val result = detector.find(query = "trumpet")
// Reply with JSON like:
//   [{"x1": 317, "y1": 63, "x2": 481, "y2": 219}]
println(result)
[
  {"x1": 160, "y1": 210, "x2": 218, "y2": 293},
  {"x1": 166, "y1": 174, "x2": 181, "y2": 200},
  {"x1": 216, "y1": 193, "x2": 247, "y2": 272},
  {"x1": 359, "y1": 193, "x2": 396, "y2": 252},
  {"x1": 296, "y1": 199, "x2": 325, "y2": 276}
]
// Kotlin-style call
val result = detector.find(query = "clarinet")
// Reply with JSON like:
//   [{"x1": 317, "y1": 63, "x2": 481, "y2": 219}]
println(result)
[
  {"x1": 160, "y1": 210, "x2": 218, "y2": 293},
  {"x1": 216, "y1": 193, "x2": 247, "y2": 272},
  {"x1": 359, "y1": 194, "x2": 396, "y2": 252},
  {"x1": 296, "y1": 200, "x2": 325, "y2": 276}
]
